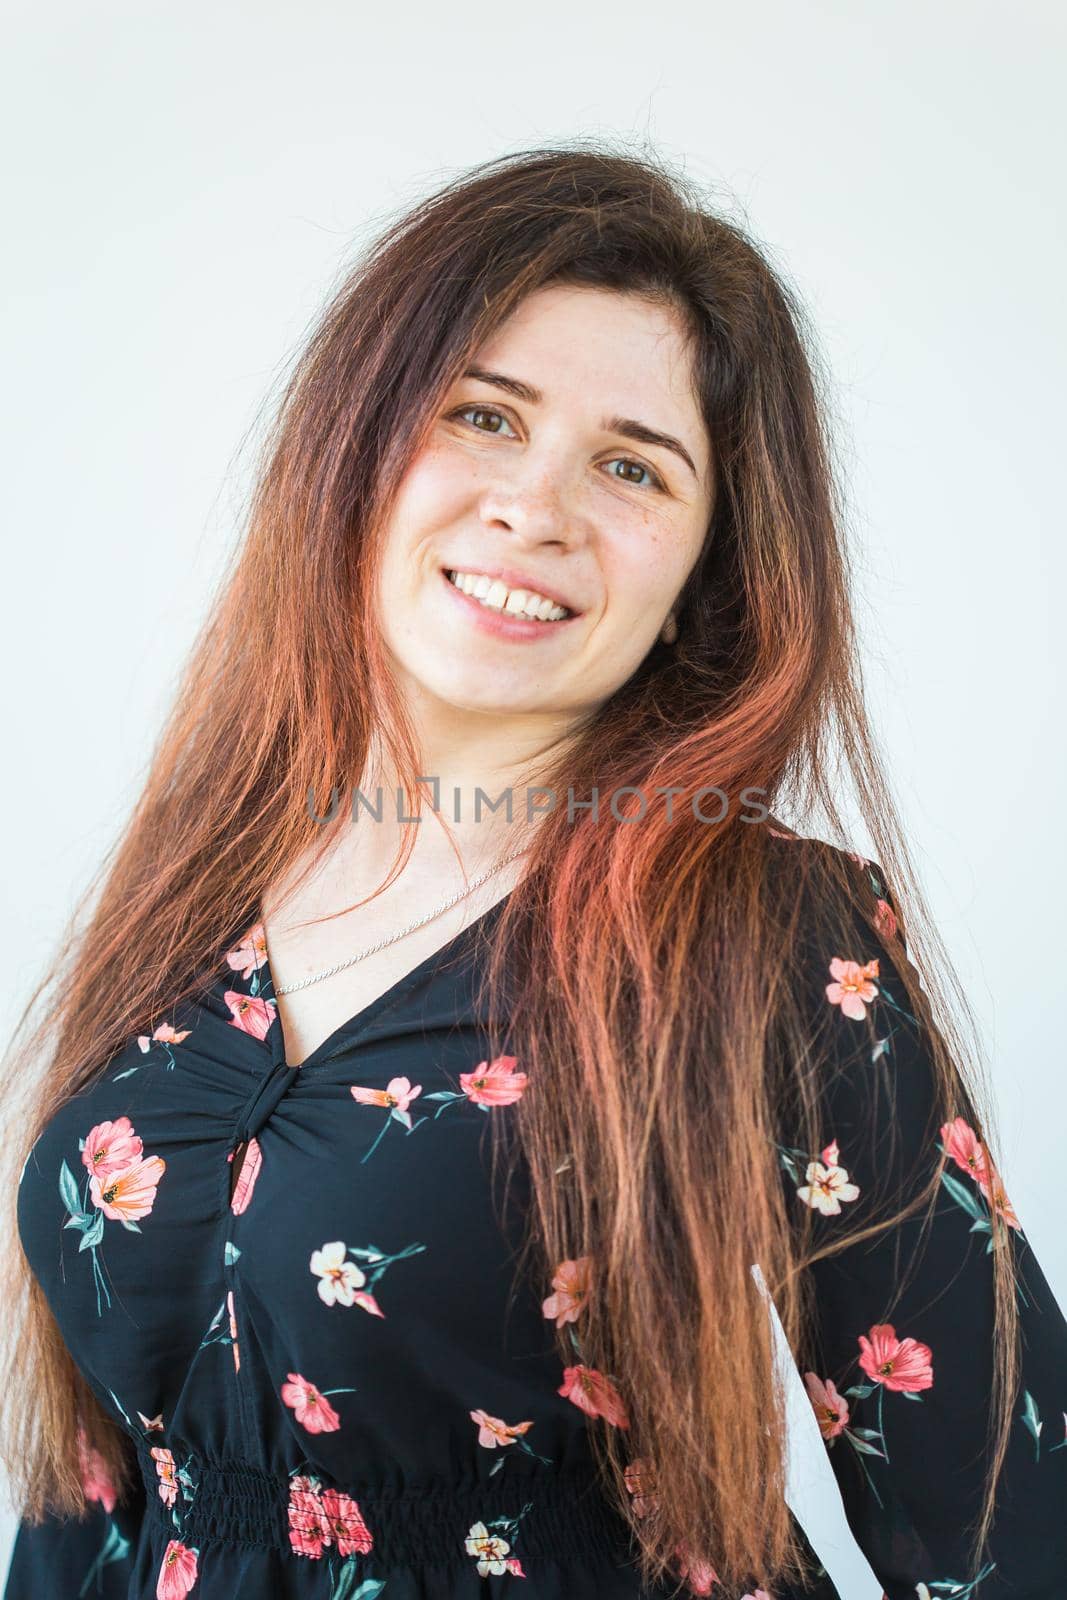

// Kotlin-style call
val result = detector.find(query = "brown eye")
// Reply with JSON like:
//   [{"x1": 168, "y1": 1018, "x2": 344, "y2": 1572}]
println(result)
[
  {"x1": 605, "y1": 458, "x2": 664, "y2": 492},
  {"x1": 450, "y1": 405, "x2": 515, "y2": 436},
  {"x1": 448, "y1": 406, "x2": 664, "y2": 492}
]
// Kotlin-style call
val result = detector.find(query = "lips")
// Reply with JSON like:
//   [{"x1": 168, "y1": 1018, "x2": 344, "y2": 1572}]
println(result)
[{"x1": 439, "y1": 566, "x2": 582, "y2": 640}]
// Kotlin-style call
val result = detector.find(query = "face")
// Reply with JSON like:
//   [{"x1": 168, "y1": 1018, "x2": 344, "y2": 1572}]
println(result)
[{"x1": 375, "y1": 283, "x2": 715, "y2": 744}]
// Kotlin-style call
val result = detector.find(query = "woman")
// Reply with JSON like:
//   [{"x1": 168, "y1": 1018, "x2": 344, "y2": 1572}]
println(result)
[{"x1": 2, "y1": 145, "x2": 1064, "y2": 1600}]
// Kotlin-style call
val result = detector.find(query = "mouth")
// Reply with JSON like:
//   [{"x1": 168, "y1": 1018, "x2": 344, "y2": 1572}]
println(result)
[{"x1": 441, "y1": 567, "x2": 579, "y2": 624}]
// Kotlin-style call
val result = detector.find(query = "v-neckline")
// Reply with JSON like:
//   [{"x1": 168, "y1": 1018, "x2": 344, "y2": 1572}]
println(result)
[{"x1": 259, "y1": 890, "x2": 514, "y2": 1072}]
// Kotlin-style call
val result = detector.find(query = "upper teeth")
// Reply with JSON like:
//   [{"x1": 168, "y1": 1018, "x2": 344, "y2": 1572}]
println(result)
[{"x1": 447, "y1": 570, "x2": 571, "y2": 621}]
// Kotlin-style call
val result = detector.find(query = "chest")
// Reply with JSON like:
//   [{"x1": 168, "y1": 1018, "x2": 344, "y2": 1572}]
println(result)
[
  {"x1": 267, "y1": 921, "x2": 460, "y2": 1068},
  {"x1": 264, "y1": 896, "x2": 497, "y2": 1067},
  {"x1": 17, "y1": 989, "x2": 549, "y2": 1455}
]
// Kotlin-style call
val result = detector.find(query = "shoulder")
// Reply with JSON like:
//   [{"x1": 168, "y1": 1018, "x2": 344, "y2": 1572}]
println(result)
[
  {"x1": 762, "y1": 829, "x2": 964, "y2": 1192},
  {"x1": 760, "y1": 825, "x2": 916, "y2": 1047},
  {"x1": 758, "y1": 823, "x2": 906, "y2": 965}
]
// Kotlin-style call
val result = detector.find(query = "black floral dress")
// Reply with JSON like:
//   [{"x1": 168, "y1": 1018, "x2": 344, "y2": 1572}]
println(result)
[{"x1": 7, "y1": 841, "x2": 1067, "y2": 1599}]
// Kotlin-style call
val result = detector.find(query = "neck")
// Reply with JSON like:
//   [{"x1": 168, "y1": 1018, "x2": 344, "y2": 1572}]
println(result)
[{"x1": 356, "y1": 681, "x2": 591, "y2": 873}]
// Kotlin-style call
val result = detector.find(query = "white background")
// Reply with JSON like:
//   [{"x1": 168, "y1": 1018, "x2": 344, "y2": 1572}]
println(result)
[{"x1": 2, "y1": 3, "x2": 1064, "y2": 1594}]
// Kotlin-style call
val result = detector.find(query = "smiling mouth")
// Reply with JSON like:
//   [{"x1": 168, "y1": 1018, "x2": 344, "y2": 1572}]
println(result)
[{"x1": 443, "y1": 568, "x2": 576, "y2": 622}]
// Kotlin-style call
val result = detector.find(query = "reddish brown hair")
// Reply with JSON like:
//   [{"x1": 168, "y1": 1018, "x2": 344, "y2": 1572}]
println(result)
[{"x1": 0, "y1": 141, "x2": 1018, "y2": 1596}]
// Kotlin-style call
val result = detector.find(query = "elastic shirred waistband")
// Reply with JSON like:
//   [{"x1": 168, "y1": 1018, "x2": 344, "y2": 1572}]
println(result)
[{"x1": 136, "y1": 1444, "x2": 640, "y2": 1571}]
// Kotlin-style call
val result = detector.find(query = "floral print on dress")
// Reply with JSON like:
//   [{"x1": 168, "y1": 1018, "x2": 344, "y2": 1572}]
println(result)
[
  {"x1": 782, "y1": 852, "x2": 1055, "y2": 1599},
  {"x1": 194, "y1": 1293, "x2": 240, "y2": 1372},
  {"x1": 797, "y1": 927, "x2": 937, "y2": 1489},
  {"x1": 793, "y1": 1137, "x2": 860, "y2": 1217},
  {"x1": 105, "y1": 1390, "x2": 202, "y2": 1599},
  {"x1": 541, "y1": 1255, "x2": 631, "y2": 1430},
  {"x1": 59, "y1": 1116, "x2": 165, "y2": 1314},
  {"x1": 804, "y1": 1316, "x2": 935, "y2": 1505},
  {"x1": 309, "y1": 1237, "x2": 425, "y2": 1316},
  {"x1": 157, "y1": 1539, "x2": 199, "y2": 1599},
  {"x1": 224, "y1": 922, "x2": 277, "y2": 1039},
  {"x1": 464, "y1": 1511, "x2": 530, "y2": 1578},
  {"x1": 224, "y1": 990, "x2": 277, "y2": 1040},
  {"x1": 469, "y1": 1408, "x2": 554, "y2": 1473},
  {"x1": 939, "y1": 1113, "x2": 1021, "y2": 1239},
  {"x1": 70, "y1": 1421, "x2": 136, "y2": 1595},
  {"x1": 227, "y1": 1135, "x2": 263, "y2": 1213},
  {"x1": 226, "y1": 1289, "x2": 240, "y2": 1373},
  {"x1": 280, "y1": 1372, "x2": 356, "y2": 1434},
  {"x1": 139, "y1": 1020, "x2": 192, "y2": 1053},
  {"x1": 349, "y1": 1053, "x2": 529, "y2": 1164},
  {"x1": 77, "y1": 1423, "x2": 118, "y2": 1515},
  {"x1": 110, "y1": 1016, "x2": 195, "y2": 1080},
  {"x1": 286, "y1": 1469, "x2": 375, "y2": 1572},
  {"x1": 10, "y1": 845, "x2": 1067, "y2": 1600}
]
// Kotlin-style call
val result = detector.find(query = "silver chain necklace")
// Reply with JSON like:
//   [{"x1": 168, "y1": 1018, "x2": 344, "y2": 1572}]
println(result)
[{"x1": 271, "y1": 844, "x2": 530, "y2": 996}]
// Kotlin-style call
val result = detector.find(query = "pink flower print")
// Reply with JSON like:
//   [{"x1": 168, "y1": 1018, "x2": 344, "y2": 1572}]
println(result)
[
  {"x1": 980, "y1": 1166, "x2": 1021, "y2": 1230},
  {"x1": 286, "y1": 1473, "x2": 374, "y2": 1560},
  {"x1": 76, "y1": 1423, "x2": 117, "y2": 1513},
  {"x1": 90, "y1": 1152, "x2": 166, "y2": 1222},
  {"x1": 464, "y1": 1521, "x2": 519, "y2": 1577},
  {"x1": 825, "y1": 957, "x2": 880, "y2": 1021},
  {"x1": 226, "y1": 1289, "x2": 240, "y2": 1374},
  {"x1": 137, "y1": 1412, "x2": 165, "y2": 1433},
  {"x1": 796, "y1": 1139, "x2": 861, "y2": 1216},
  {"x1": 623, "y1": 1456, "x2": 660, "y2": 1518},
  {"x1": 558, "y1": 1364, "x2": 630, "y2": 1429},
  {"x1": 138, "y1": 1022, "x2": 191, "y2": 1053},
  {"x1": 287, "y1": 1474, "x2": 332, "y2": 1559},
  {"x1": 940, "y1": 1117, "x2": 1021, "y2": 1230},
  {"x1": 460, "y1": 1054, "x2": 529, "y2": 1106},
  {"x1": 151, "y1": 1446, "x2": 178, "y2": 1508},
  {"x1": 320, "y1": 1487, "x2": 374, "y2": 1556},
  {"x1": 873, "y1": 898, "x2": 898, "y2": 940},
  {"x1": 542, "y1": 1255, "x2": 593, "y2": 1325},
  {"x1": 228, "y1": 1137, "x2": 262, "y2": 1215},
  {"x1": 310, "y1": 1241, "x2": 369, "y2": 1308},
  {"x1": 858, "y1": 1323, "x2": 934, "y2": 1394},
  {"x1": 224, "y1": 990, "x2": 276, "y2": 1040},
  {"x1": 82, "y1": 1117, "x2": 143, "y2": 1183},
  {"x1": 226, "y1": 923, "x2": 269, "y2": 981},
  {"x1": 941, "y1": 1115, "x2": 988, "y2": 1183},
  {"x1": 470, "y1": 1408, "x2": 535, "y2": 1449},
  {"x1": 156, "y1": 1539, "x2": 198, "y2": 1599},
  {"x1": 674, "y1": 1542, "x2": 718, "y2": 1595},
  {"x1": 280, "y1": 1373, "x2": 342, "y2": 1433},
  {"x1": 803, "y1": 1371, "x2": 850, "y2": 1440},
  {"x1": 846, "y1": 849, "x2": 871, "y2": 870},
  {"x1": 742, "y1": 1592, "x2": 774, "y2": 1599},
  {"x1": 350, "y1": 1077, "x2": 422, "y2": 1129}
]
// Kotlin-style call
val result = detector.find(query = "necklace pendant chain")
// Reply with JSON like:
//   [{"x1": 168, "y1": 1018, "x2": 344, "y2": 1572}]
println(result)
[{"x1": 272, "y1": 845, "x2": 529, "y2": 997}]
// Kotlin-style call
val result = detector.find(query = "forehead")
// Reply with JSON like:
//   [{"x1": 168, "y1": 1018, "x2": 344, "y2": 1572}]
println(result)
[{"x1": 469, "y1": 284, "x2": 711, "y2": 486}]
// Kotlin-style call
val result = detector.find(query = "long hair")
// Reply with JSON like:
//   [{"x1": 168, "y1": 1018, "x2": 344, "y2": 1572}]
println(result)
[{"x1": 0, "y1": 141, "x2": 1018, "y2": 1596}]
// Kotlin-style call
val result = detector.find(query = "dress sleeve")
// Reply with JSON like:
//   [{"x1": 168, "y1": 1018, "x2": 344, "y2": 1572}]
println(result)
[
  {"x1": 775, "y1": 851, "x2": 1067, "y2": 1600},
  {"x1": 3, "y1": 1439, "x2": 144, "y2": 1598}
]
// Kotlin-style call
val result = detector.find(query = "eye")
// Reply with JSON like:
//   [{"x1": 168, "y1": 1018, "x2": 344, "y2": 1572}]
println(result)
[
  {"x1": 448, "y1": 404, "x2": 518, "y2": 437},
  {"x1": 604, "y1": 457, "x2": 665, "y2": 492},
  {"x1": 446, "y1": 404, "x2": 666, "y2": 492}
]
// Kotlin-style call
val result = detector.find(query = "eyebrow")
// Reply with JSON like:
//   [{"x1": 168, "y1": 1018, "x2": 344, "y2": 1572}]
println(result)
[{"x1": 460, "y1": 365, "x2": 699, "y2": 481}]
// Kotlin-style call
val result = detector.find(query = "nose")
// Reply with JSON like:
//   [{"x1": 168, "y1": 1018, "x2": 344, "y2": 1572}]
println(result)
[{"x1": 477, "y1": 461, "x2": 587, "y2": 550}]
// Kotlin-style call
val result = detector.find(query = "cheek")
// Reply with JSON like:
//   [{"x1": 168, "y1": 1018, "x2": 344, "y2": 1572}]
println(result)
[
  {"x1": 601, "y1": 524, "x2": 687, "y2": 618},
  {"x1": 393, "y1": 441, "x2": 477, "y2": 529}
]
